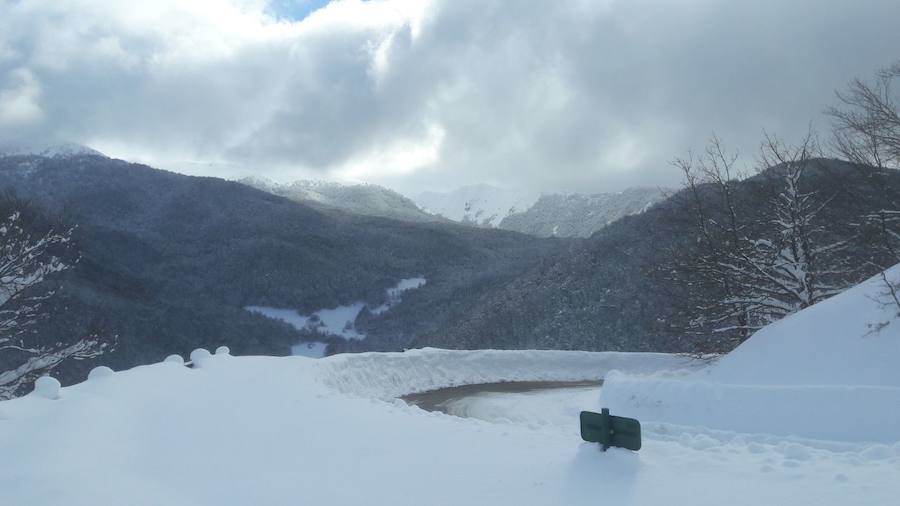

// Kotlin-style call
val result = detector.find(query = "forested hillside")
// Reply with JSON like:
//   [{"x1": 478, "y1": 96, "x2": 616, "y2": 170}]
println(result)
[
  {"x1": 2, "y1": 151, "x2": 896, "y2": 391},
  {"x1": 418, "y1": 159, "x2": 899, "y2": 352},
  {"x1": 0, "y1": 154, "x2": 569, "y2": 391},
  {"x1": 498, "y1": 187, "x2": 666, "y2": 238},
  {"x1": 240, "y1": 177, "x2": 442, "y2": 224}
]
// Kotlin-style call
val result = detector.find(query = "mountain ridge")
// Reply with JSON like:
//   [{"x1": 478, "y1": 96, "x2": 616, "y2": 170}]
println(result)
[
  {"x1": 0, "y1": 153, "x2": 569, "y2": 393},
  {"x1": 239, "y1": 177, "x2": 443, "y2": 223}
]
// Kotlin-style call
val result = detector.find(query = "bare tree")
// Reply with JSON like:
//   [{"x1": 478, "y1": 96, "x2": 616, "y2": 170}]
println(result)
[
  {"x1": 828, "y1": 62, "x2": 900, "y2": 254},
  {"x1": 828, "y1": 62, "x2": 900, "y2": 313},
  {"x1": 0, "y1": 207, "x2": 110, "y2": 399},
  {"x1": 670, "y1": 136, "x2": 753, "y2": 346},
  {"x1": 827, "y1": 62, "x2": 900, "y2": 170},
  {"x1": 671, "y1": 133, "x2": 855, "y2": 351},
  {"x1": 749, "y1": 133, "x2": 852, "y2": 317}
]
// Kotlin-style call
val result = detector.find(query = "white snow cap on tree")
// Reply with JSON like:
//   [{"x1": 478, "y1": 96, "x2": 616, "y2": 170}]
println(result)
[
  {"x1": 164, "y1": 354, "x2": 185, "y2": 365},
  {"x1": 88, "y1": 366, "x2": 114, "y2": 380},
  {"x1": 190, "y1": 348, "x2": 212, "y2": 366},
  {"x1": 32, "y1": 375, "x2": 60, "y2": 399}
]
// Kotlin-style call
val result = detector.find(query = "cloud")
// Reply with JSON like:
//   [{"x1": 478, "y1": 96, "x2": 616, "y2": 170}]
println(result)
[
  {"x1": 0, "y1": 67, "x2": 43, "y2": 127},
  {"x1": 1, "y1": 0, "x2": 899, "y2": 194}
]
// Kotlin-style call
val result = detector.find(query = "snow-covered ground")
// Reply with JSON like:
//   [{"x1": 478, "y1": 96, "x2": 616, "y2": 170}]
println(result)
[
  {"x1": 246, "y1": 302, "x2": 367, "y2": 340},
  {"x1": 246, "y1": 277, "x2": 427, "y2": 351},
  {"x1": 0, "y1": 348, "x2": 896, "y2": 506}
]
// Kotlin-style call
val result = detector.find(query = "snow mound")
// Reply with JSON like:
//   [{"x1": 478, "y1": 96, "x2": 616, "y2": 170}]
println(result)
[
  {"x1": 600, "y1": 266, "x2": 900, "y2": 442},
  {"x1": 190, "y1": 348, "x2": 212, "y2": 366},
  {"x1": 88, "y1": 366, "x2": 115, "y2": 380},
  {"x1": 32, "y1": 376, "x2": 61, "y2": 399},
  {"x1": 164, "y1": 354, "x2": 185, "y2": 365}
]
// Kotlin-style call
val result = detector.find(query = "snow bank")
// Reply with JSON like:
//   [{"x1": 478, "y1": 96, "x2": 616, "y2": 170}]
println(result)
[
  {"x1": 291, "y1": 341, "x2": 328, "y2": 358},
  {"x1": 601, "y1": 371, "x2": 900, "y2": 442},
  {"x1": 600, "y1": 266, "x2": 900, "y2": 442},
  {"x1": 314, "y1": 348, "x2": 699, "y2": 399},
  {"x1": 706, "y1": 267, "x2": 900, "y2": 387}
]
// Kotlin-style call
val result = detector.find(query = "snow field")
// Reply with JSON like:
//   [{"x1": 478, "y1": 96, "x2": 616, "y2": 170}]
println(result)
[
  {"x1": 1, "y1": 347, "x2": 898, "y2": 505},
  {"x1": 245, "y1": 276, "x2": 428, "y2": 345}
]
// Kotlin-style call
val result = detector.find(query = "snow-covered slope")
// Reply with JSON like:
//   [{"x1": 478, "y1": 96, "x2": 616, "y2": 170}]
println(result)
[
  {"x1": 498, "y1": 187, "x2": 667, "y2": 237},
  {"x1": 245, "y1": 277, "x2": 429, "y2": 348},
  {"x1": 600, "y1": 265, "x2": 900, "y2": 442},
  {"x1": 241, "y1": 177, "x2": 441, "y2": 223},
  {"x1": 412, "y1": 185, "x2": 667, "y2": 236},
  {"x1": 413, "y1": 184, "x2": 539, "y2": 228},
  {"x1": 2, "y1": 349, "x2": 897, "y2": 506}
]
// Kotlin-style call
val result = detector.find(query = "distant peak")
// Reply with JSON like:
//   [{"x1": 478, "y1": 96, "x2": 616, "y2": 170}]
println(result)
[{"x1": 0, "y1": 141, "x2": 106, "y2": 158}]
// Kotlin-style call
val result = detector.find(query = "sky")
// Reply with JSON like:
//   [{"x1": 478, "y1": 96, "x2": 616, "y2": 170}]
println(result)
[{"x1": 1, "y1": 0, "x2": 899, "y2": 195}]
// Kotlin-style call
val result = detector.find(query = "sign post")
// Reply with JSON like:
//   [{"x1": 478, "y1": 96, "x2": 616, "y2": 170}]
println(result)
[{"x1": 580, "y1": 408, "x2": 641, "y2": 451}]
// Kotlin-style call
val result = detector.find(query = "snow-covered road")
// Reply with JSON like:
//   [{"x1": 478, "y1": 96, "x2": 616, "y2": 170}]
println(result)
[{"x1": 403, "y1": 381, "x2": 602, "y2": 430}]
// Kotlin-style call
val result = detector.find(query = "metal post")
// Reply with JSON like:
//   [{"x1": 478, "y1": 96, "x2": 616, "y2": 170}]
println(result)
[{"x1": 601, "y1": 408, "x2": 611, "y2": 451}]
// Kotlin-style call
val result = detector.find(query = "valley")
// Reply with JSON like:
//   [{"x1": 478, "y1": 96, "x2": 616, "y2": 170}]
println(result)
[{"x1": 1, "y1": 4, "x2": 898, "y2": 503}]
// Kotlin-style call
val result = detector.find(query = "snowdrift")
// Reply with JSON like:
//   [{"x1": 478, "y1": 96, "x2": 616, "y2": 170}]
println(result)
[{"x1": 600, "y1": 266, "x2": 900, "y2": 442}]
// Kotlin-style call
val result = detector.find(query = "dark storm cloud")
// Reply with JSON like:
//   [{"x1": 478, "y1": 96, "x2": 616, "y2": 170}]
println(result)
[{"x1": 0, "y1": 0, "x2": 898, "y2": 194}]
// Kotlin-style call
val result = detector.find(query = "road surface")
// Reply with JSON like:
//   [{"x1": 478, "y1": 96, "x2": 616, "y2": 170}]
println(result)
[{"x1": 401, "y1": 380, "x2": 603, "y2": 428}]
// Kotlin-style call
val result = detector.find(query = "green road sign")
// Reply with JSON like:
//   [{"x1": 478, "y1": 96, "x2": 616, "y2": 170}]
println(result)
[{"x1": 580, "y1": 408, "x2": 641, "y2": 451}]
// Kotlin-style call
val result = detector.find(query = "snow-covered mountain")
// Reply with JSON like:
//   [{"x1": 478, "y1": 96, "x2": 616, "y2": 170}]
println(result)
[
  {"x1": 412, "y1": 184, "x2": 666, "y2": 237},
  {"x1": 412, "y1": 184, "x2": 539, "y2": 228},
  {"x1": 0, "y1": 141, "x2": 105, "y2": 158},
  {"x1": 241, "y1": 177, "x2": 442, "y2": 223},
  {"x1": 245, "y1": 178, "x2": 664, "y2": 237},
  {"x1": 498, "y1": 187, "x2": 667, "y2": 237}
]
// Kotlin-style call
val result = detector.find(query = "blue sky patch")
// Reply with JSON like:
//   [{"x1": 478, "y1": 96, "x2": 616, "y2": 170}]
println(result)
[{"x1": 267, "y1": 0, "x2": 331, "y2": 21}]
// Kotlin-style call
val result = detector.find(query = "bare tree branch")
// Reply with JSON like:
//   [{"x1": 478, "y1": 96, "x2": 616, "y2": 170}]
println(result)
[{"x1": 0, "y1": 207, "x2": 113, "y2": 399}]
